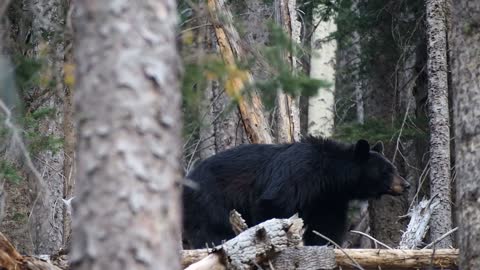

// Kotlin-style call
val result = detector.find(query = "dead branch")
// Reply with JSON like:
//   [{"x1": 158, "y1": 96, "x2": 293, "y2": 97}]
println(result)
[
  {"x1": 334, "y1": 248, "x2": 458, "y2": 270},
  {"x1": 399, "y1": 196, "x2": 440, "y2": 249}
]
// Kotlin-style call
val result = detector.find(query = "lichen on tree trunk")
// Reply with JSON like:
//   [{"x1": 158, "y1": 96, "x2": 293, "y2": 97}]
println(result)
[{"x1": 425, "y1": 0, "x2": 453, "y2": 248}]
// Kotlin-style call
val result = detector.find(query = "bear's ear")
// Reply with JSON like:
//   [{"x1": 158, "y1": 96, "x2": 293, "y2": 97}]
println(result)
[
  {"x1": 372, "y1": 141, "x2": 384, "y2": 154},
  {"x1": 354, "y1": 139, "x2": 370, "y2": 160}
]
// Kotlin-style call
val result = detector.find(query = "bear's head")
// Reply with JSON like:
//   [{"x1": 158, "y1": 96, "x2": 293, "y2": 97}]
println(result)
[{"x1": 352, "y1": 139, "x2": 410, "y2": 199}]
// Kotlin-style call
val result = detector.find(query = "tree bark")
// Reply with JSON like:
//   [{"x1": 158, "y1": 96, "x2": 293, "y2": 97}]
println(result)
[
  {"x1": 425, "y1": 0, "x2": 453, "y2": 248},
  {"x1": 451, "y1": 0, "x2": 480, "y2": 267},
  {"x1": 71, "y1": 1, "x2": 182, "y2": 269},
  {"x1": 274, "y1": 0, "x2": 301, "y2": 143}
]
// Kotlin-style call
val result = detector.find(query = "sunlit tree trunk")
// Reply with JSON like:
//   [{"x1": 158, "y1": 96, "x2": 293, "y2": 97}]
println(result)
[
  {"x1": 308, "y1": 5, "x2": 336, "y2": 137},
  {"x1": 72, "y1": 1, "x2": 182, "y2": 269}
]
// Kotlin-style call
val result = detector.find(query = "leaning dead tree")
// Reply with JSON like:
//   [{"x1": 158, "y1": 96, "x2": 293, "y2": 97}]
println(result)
[{"x1": 207, "y1": 0, "x2": 273, "y2": 144}]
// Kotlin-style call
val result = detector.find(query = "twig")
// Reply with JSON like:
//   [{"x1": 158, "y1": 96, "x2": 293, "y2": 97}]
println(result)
[
  {"x1": 349, "y1": 230, "x2": 393, "y2": 250},
  {"x1": 422, "y1": 227, "x2": 458, "y2": 249},
  {"x1": 0, "y1": 98, "x2": 51, "y2": 249},
  {"x1": 313, "y1": 230, "x2": 365, "y2": 270},
  {"x1": 409, "y1": 160, "x2": 431, "y2": 211},
  {"x1": 0, "y1": 100, "x2": 48, "y2": 194}
]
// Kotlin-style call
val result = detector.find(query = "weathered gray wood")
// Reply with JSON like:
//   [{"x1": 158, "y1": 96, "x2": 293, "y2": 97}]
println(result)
[
  {"x1": 185, "y1": 217, "x2": 304, "y2": 270},
  {"x1": 399, "y1": 197, "x2": 439, "y2": 249},
  {"x1": 272, "y1": 246, "x2": 336, "y2": 269}
]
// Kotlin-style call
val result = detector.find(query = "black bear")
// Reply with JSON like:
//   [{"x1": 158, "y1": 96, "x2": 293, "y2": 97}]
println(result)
[{"x1": 182, "y1": 137, "x2": 409, "y2": 248}]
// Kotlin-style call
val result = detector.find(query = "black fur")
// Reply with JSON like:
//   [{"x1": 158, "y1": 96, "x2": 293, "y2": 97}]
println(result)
[{"x1": 182, "y1": 137, "x2": 408, "y2": 248}]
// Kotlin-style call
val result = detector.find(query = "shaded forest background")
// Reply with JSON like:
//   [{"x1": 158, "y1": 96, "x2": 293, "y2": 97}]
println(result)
[{"x1": 0, "y1": 0, "x2": 479, "y2": 269}]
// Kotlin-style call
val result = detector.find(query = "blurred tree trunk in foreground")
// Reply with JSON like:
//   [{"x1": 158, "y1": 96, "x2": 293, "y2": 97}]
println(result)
[{"x1": 72, "y1": 1, "x2": 182, "y2": 269}]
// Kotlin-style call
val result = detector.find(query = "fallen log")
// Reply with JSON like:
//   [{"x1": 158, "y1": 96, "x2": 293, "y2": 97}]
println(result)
[
  {"x1": 334, "y1": 248, "x2": 458, "y2": 269},
  {"x1": 184, "y1": 216, "x2": 304, "y2": 270},
  {"x1": 182, "y1": 247, "x2": 459, "y2": 269}
]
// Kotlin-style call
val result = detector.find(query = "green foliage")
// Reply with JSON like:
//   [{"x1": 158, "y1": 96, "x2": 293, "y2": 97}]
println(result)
[
  {"x1": 252, "y1": 22, "x2": 332, "y2": 108},
  {"x1": 333, "y1": 119, "x2": 428, "y2": 143},
  {"x1": 178, "y1": 1, "x2": 332, "y2": 141},
  {"x1": 181, "y1": 55, "x2": 229, "y2": 136},
  {"x1": 0, "y1": 160, "x2": 22, "y2": 184},
  {"x1": 12, "y1": 54, "x2": 44, "y2": 91},
  {"x1": 0, "y1": 106, "x2": 62, "y2": 185},
  {"x1": 12, "y1": 212, "x2": 28, "y2": 223},
  {"x1": 23, "y1": 107, "x2": 63, "y2": 155}
]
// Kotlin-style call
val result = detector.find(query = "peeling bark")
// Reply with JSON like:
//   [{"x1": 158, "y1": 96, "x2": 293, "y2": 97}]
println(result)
[{"x1": 72, "y1": 1, "x2": 182, "y2": 269}]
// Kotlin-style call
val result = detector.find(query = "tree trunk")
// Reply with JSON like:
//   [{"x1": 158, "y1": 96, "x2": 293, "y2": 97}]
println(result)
[
  {"x1": 451, "y1": 0, "x2": 480, "y2": 267},
  {"x1": 425, "y1": 0, "x2": 453, "y2": 248},
  {"x1": 363, "y1": 1, "x2": 410, "y2": 247},
  {"x1": 71, "y1": 1, "x2": 182, "y2": 269},
  {"x1": 274, "y1": 0, "x2": 301, "y2": 143},
  {"x1": 308, "y1": 5, "x2": 336, "y2": 137},
  {"x1": 351, "y1": 0, "x2": 364, "y2": 124}
]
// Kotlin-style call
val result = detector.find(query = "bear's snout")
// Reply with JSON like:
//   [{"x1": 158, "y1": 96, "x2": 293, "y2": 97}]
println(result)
[{"x1": 389, "y1": 175, "x2": 410, "y2": 195}]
